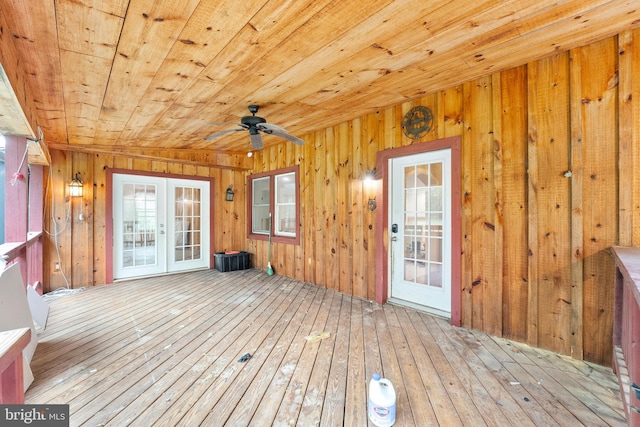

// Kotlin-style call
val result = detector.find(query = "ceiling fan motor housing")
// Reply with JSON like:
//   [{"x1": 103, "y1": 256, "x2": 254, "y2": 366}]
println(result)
[{"x1": 241, "y1": 115, "x2": 267, "y2": 127}]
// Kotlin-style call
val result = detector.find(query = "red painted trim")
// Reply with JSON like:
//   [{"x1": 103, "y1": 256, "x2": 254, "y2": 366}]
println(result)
[
  {"x1": 105, "y1": 168, "x2": 216, "y2": 284},
  {"x1": 0, "y1": 328, "x2": 30, "y2": 404},
  {"x1": 246, "y1": 165, "x2": 301, "y2": 245},
  {"x1": 4, "y1": 136, "x2": 28, "y2": 243},
  {"x1": 29, "y1": 166, "x2": 44, "y2": 233},
  {"x1": 28, "y1": 165, "x2": 44, "y2": 289},
  {"x1": 611, "y1": 247, "x2": 640, "y2": 425},
  {"x1": 375, "y1": 136, "x2": 462, "y2": 326},
  {"x1": 4, "y1": 137, "x2": 30, "y2": 285}
]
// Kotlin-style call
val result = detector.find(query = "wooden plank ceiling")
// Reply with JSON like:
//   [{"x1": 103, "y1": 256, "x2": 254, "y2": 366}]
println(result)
[{"x1": 1, "y1": 0, "x2": 640, "y2": 157}]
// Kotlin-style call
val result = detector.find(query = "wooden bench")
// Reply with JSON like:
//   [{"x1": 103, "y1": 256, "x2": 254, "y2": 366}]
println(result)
[{"x1": 0, "y1": 327, "x2": 31, "y2": 404}]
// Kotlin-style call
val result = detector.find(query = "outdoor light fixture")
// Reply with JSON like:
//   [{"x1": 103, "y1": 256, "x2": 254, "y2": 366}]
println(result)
[
  {"x1": 368, "y1": 197, "x2": 377, "y2": 212},
  {"x1": 225, "y1": 185, "x2": 235, "y2": 202},
  {"x1": 363, "y1": 169, "x2": 377, "y2": 182},
  {"x1": 363, "y1": 169, "x2": 377, "y2": 211},
  {"x1": 69, "y1": 173, "x2": 83, "y2": 197}
]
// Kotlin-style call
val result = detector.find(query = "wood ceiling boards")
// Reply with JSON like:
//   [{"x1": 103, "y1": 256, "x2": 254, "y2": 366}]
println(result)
[{"x1": 1, "y1": 0, "x2": 639, "y2": 157}]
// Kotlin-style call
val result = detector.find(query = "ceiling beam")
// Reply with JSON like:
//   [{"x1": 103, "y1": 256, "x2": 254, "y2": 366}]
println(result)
[
  {"x1": 0, "y1": 4, "x2": 37, "y2": 139},
  {"x1": 47, "y1": 143, "x2": 252, "y2": 171}
]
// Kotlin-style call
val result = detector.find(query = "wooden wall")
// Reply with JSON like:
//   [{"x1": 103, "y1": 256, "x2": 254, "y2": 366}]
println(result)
[
  {"x1": 43, "y1": 151, "x2": 248, "y2": 292},
  {"x1": 43, "y1": 29, "x2": 640, "y2": 366},
  {"x1": 247, "y1": 30, "x2": 640, "y2": 366}
]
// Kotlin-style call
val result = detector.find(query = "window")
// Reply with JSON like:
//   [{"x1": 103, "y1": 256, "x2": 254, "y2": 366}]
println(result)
[{"x1": 247, "y1": 165, "x2": 300, "y2": 244}]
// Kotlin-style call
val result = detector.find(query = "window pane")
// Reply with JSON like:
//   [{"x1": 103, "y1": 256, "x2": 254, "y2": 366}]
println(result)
[
  {"x1": 275, "y1": 172, "x2": 296, "y2": 237},
  {"x1": 253, "y1": 206, "x2": 270, "y2": 234},
  {"x1": 276, "y1": 204, "x2": 296, "y2": 235},
  {"x1": 252, "y1": 177, "x2": 270, "y2": 234},
  {"x1": 276, "y1": 172, "x2": 295, "y2": 203},
  {"x1": 253, "y1": 177, "x2": 270, "y2": 204}
]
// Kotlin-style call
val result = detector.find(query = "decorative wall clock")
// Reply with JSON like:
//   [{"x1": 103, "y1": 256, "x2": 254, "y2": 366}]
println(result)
[{"x1": 402, "y1": 106, "x2": 433, "y2": 139}]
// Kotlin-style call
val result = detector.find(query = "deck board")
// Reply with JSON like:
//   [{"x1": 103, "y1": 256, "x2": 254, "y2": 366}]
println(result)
[
  {"x1": 25, "y1": 269, "x2": 626, "y2": 426},
  {"x1": 344, "y1": 298, "x2": 367, "y2": 427},
  {"x1": 395, "y1": 307, "x2": 462, "y2": 426},
  {"x1": 295, "y1": 287, "x2": 342, "y2": 426},
  {"x1": 320, "y1": 294, "x2": 351, "y2": 426},
  {"x1": 385, "y1": 304, "x2": 440, "y2": 425},
  {"x1": 466, "y1": 329, "x2": 582, "y2": 426}
]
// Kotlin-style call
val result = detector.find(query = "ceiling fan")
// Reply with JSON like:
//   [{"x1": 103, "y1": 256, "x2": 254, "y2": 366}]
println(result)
[{"x1": 204, "y1": 105, "x2": 304, "y2": 150}]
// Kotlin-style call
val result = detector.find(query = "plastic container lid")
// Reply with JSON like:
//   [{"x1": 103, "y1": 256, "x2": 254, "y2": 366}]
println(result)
[{"x1": 372, "y1": 373, "x2": 381, "y2": 381}]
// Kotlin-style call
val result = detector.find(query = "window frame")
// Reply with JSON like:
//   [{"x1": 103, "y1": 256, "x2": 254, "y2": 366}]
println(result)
[{"x1": 247, "y1": 165, "x2": 300, "y2": 245}]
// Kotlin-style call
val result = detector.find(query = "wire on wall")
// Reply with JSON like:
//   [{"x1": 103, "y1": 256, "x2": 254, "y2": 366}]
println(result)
[{"x1": 39, "y1": 128, "x2": 84, "y2": 298}]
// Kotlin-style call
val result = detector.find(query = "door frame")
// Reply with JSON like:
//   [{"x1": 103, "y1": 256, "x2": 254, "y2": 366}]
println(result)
[
  {"x1": 105, "y1": 168, "x2": 215, "y2": 284},
  {"x1": 375, "y1": 136, "x2": 462, "y2": 326}
]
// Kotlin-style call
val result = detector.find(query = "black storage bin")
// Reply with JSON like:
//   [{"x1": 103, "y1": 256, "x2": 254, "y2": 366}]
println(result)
[{"x1": 214, "y1": 251, "x2": 250, "y2": 272}]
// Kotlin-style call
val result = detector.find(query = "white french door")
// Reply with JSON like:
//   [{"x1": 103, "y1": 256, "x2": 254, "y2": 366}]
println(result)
[
  {"x1": 113, "y1": 174, "x2": 210, "y2": 280},
  {"x1": 389, "y1": 149, "x2": 452, "y2": 317}
]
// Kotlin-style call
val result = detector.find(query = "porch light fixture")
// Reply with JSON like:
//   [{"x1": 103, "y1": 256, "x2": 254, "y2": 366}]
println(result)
[
  {"x1": 363, "y1": 169, "x2": 377, "y2": 182},
  {"x1": 368, "y1": 197, "x2": 377, "y2": 212},
  {"x1": 363, "y1": 169, "x2": 377, "y2": 211},
  {"x1": 225, "y1": 185, "x2": 235, "y2": 202},
  {"x1": 69, "y1": 173, "x2": 83, "y2": 197}
]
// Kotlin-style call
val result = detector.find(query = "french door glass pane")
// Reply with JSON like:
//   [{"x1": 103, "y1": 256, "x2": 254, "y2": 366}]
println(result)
[
  {"x1": 402, "y1": 162, "x2": 444, "y2": 288},
  {"x1": 122, "y1": 183, "x2": 157, "y2": 268},
  {"x1": 174, "y1": 185, "x2": 202, "y2": 262}
]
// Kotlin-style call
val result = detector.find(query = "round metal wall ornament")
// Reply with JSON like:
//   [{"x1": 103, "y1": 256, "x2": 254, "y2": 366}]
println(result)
[{"x1": 402, "y1": 106, "x2": 433, "y2": 139}]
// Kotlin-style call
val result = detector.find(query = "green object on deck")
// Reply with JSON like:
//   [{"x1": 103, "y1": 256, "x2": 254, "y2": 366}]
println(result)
[{"x1": 267, "y1": 212, "x2": 274, "y2": 276}]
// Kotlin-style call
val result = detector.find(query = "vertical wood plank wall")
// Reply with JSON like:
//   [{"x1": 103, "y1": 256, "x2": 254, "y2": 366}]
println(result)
[{"x1": 43, "y1": 30, "x2": 640, "y2": 366}]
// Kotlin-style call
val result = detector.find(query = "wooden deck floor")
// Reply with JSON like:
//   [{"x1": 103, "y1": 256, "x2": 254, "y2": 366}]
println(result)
[{"x1": 26, "y1": 269, "x2": 625, "y2": 426}]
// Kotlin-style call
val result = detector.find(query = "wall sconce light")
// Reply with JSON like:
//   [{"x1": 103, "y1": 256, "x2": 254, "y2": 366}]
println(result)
[
  {"x1": 225, "y1": 185, "x2": 235, "y2": 202},
  {"x1": 363, "y1": 169, "x2": 377, "y2": 182},
  {"x1": 69, "y1": 173, "x2": 83, "y2": 197},
  {"x1": 363, "y1": 169, "x2": 377, "y2": 211},
  {"x1": 368, "y1": 197, "x2": 377, "y2": 211}
]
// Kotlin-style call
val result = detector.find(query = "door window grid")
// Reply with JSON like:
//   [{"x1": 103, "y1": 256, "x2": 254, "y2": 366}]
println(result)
[
  {"x1": 174, "y1": 186, "x2": 202, "y2": 262},
  {"x1": 403, "y1": 163, "x2": 444, "y2": 288},
  {"x1": 122, "y1": 183, "x2": 157, "y2": 268}
]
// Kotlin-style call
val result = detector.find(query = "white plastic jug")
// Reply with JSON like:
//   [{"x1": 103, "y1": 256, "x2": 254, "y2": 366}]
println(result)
[{"x1": 368, "y1": 373, "x2": 396, "y2": 426}]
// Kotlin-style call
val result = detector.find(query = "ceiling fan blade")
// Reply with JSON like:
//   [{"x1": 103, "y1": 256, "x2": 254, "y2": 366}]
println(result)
[
  {"x1": 204, "y1": 127, "x2": 244, "y2": 140},
  {"x1": 259, "y1": 123, "x2": 304, "y2": 145},
  {"x1": 250, "y1": 132, "x2": 263, "y2": 150},
  {"x1": 260, "y1": 122, "x2": 287, "y2": 131}
]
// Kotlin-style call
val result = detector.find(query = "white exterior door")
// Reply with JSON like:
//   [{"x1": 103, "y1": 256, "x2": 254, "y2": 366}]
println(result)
[
  {"x1": 389, "y1": 149, "x2": 452, "y2": 317},
  {"x1": 113, "y1": 174, "x2": 210, "y2": 280}
]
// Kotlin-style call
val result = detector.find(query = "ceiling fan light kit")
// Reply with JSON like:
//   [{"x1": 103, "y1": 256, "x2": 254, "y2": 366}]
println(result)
[{"x1": 205, "y1": 105, "x2": 304, "y2": 150}]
